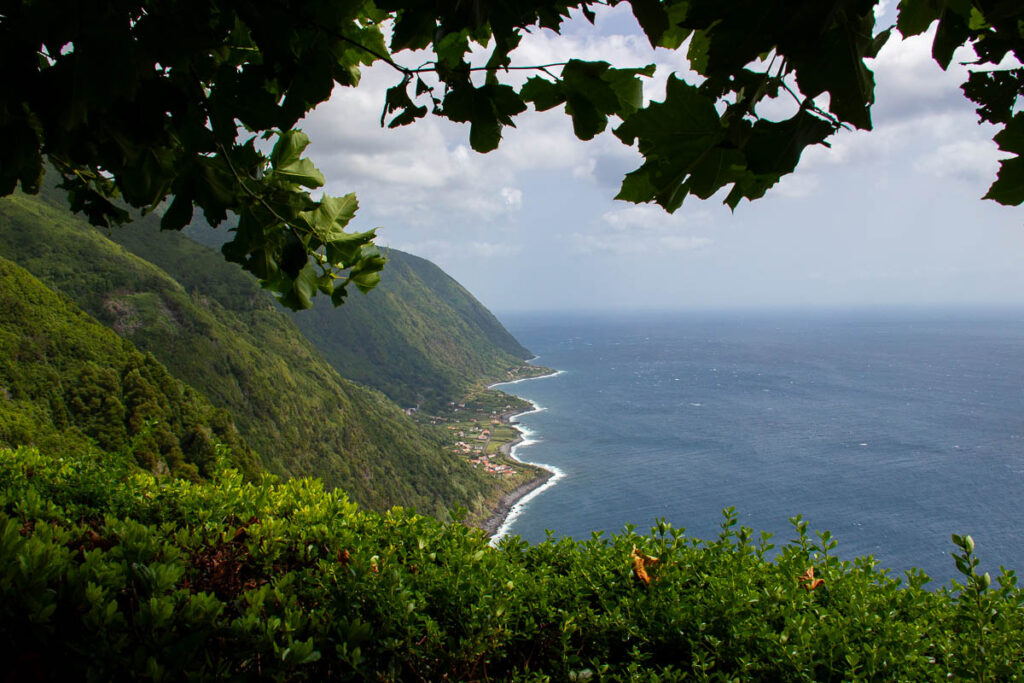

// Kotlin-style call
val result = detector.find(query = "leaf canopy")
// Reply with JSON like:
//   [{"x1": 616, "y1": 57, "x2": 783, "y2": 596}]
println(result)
[{"x1": 1, "y1": 0, "x2": 1022, "y2": 308}]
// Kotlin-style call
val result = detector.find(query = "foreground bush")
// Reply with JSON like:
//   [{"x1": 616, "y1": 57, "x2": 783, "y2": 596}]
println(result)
[{"x1": 1, "y1": 446, "x2": 1021, "y2": 681}]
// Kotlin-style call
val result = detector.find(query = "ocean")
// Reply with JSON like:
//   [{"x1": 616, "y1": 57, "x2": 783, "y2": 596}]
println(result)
[{"x1": 491, "y1": 309, "x2": 1024, "y2": 586}]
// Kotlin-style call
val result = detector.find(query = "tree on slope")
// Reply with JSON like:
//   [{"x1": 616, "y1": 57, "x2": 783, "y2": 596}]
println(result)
[{"x1": 1, "y1": 0, "x2": 1021, "y2": 309}]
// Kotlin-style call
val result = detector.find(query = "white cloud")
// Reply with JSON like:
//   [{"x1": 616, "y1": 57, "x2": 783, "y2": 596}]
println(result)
[
  {"x1": 659, "y1": 235, "x2": 715, "y2": 251},
  {"x1": 867, "y1": 27, "x2": 975, "y2": 122},
  {"x1": 501, "y1": 187, "x2": 523, "y2": 208},
  {"x1": 800, "y1": 110, "x2": 986, "y2": 171},
  {"x1": 388, "y1": 239, "x2": 522, "y2": 262},
  {"x1": 572, "y1": 157, "x2": 597, "y2": 181},
  {"x1": 569, "y1": 231, "x2": 712, "y2": 255},
  {"x1": 602, "y1": 204, "x2": 688, "y2": 231},
  {"x1": 914, "y1": 139, "x2": 1003, "y2": 185},
  {"x1": 774, "y1": 173, "x2": 821, "y2": 199},
  {"x1": 568, "y1": 204, "x2": 713, "y2": 254}
]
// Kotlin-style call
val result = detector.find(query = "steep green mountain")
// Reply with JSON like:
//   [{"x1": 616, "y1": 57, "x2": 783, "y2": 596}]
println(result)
[
  {"x1": 0, "y1": 192, "x2": 524, "y2": 518},
  {"x1": 121, "y1": 219, "x2": 537, "y2": 409},
  {"x1": 0, "y1": 257, "x2": 259, "y2": 480},
  {"x1": 283, "y1": 249, "x2": 534, "y2": 408}
]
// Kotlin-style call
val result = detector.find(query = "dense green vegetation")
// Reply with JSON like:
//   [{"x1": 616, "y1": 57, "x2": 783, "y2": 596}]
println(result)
[
  {"x1": 0, "y1": 258, "x2": 258, "y2": 480},
  {"x1": 283, "y1": 249, "x2": 537, "y2": 409},
  {"x1": 3, "y1": 445, "x2": 1021, "y2": 681},
  {"x1": 0, "y1": 191, "x2": 530, "y2": 519},
  {"x1": 106, "y1": 215, "x2": 539, "y2": 410}
]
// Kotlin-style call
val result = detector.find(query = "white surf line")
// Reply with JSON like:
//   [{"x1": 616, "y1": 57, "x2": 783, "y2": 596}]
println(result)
[{"x1": 488, "y1": 360, "x2": 568, "y2": 544}]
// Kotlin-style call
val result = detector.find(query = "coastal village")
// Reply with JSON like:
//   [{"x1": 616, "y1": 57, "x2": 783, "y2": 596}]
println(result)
[
  {"x1": 407, "y1": 369, "x2": 557, "y2": 535},
  {"x1": 447, "y1": 413, "x2": 521, "y2": 476},
  {"x1": 409, "y1": 364, "x2": 552, "y2": 478},
  {"x1": 415, "y1": 392, "x2": 526, "y2": 476}
]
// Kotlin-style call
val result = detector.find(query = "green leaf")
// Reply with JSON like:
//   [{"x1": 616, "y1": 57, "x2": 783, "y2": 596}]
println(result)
[
  {"x1": 629, "y1": 0, "x2": 670, "y2": 48},
  {"x1": 469, "y1": 119, "x2": 503, "y2": 153},
  {"x1": 565, "y1": 96, "x2": 607, "y2": 140},
  {"x1": 521, "y1": 77, "x2": 566, "y2": 112},
  {"x1": 684, "y1": 147, "x2": 745, "y2": 200},
  {"x1": 382, "y1": 80, "x2": 428, "y2": 128},
  {"x1": 325, "y1": 229, "x2": 378, "y2": 268},
  {"x1": 614, "y1": 77, "x2": 725, "y2": 209},
  {"x1": 962, "y1": 68, "x2": 1024, "y2": 125},
  {"x1": 745, "y1": 111, "x2": 835, "y2": 176},
  {"x1": 791, "y1": 13, "x2": 879, "y2": 130},
  {"x1": 390, "y1": 7, "x2": 436, "y2": 51},
  {"x1": 992, "y1": 112, "x2": 1024, "y2": 154},
  {"x1": 270, "y1": 130, "x2": 311, "y2": 171},
  {"x1": 196, "y1": 159, "x2": 237, "y2": 225},
  {"x1": 687, "y1": 30, "x2": 711, "y2": 75},
  {"x1": 280, "y1": 230, "x2": 309, "y2": 278},
  {"x1": 897, "y1": 0, "x2": 944, "y2": 37},
  {"x1": 615, "y1": 76, "x2": 722, "y2": 151},
  {"x1": 278, "y1": 262, "x2": 320, "y2": 310},
  {"x1": 442, "y1": 84, "x2": 527, "y2": 153},
  {"x1": 602, "y1": 65, "x2": 656, "y2": 117},
  {"x1": 868, "y1": 28, "x2": 893, "y2": 59},
  {"x1": 330, "y1": 281, "x2": 350, "y2": 306},
  {"x1": 297, "y1": 193, "x2": 360, "y2": 241},
  {"x1": 346, "y1": 245, "x2": 387, "y2": 294},
  {"x1": 160, "y1": 194, "x2": 194, "y2": 232},
  {"x1": 435, "y1": 30, "x2": 472, "y2": 68},
  {"x1": 526, "y1": 60, "x2": 657, "y2": 141},
  {"x1": 983, "y1": 157, "x2": 1024, "y2": 205},
  {"x1": 932, "y1": 7, "x2": 972, "y2": 70},
  {"x1": 615, "y1": 169, "x2": 657, "y2": 203},
  {"x1": 274, "y1": 158, "x2": 326, "y2": 189}
]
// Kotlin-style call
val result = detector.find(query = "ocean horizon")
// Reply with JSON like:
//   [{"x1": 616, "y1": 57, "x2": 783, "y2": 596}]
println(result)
[{"x1": 491, "y1": 308, "x2": 1024, "y2": 587}]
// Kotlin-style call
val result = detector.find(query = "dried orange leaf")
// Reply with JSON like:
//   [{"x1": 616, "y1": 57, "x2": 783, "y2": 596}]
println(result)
[
  {"x1": 798, "y1": 566, "x2": 824, "y2": 591},
  {"x1": 631, "y1": 545, "x2": 659, "y2": 585}
]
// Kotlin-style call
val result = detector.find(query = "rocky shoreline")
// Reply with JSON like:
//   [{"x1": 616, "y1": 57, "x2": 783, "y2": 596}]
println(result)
[
  {"x1": 481, "y1": 462, "x2": 554, "y2": 537},
  {"x1": 479, "y1": 377, "x2": 561, "y2": 537}
]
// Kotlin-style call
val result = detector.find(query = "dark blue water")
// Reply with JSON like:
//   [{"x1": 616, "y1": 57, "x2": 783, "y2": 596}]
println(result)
[{"x1": 492, "y1": 310, "x2": 1024, "y2": 586}]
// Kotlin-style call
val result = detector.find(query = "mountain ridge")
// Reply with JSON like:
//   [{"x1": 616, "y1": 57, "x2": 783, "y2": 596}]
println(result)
[
  {"x1": 0, "y1": 189, "x2": 543, "y2": 519},
  {"x1": 0, "y1": 256, "x2": 260, "y2": 480},
  {"x1": 172, "y1": 219, "x2": 537, "y2": 409}
]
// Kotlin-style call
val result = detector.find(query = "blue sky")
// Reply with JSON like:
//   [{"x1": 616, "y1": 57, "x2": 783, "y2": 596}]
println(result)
[{"x1": 301, "y1": 4, "x2": 1024, "y2": 313}]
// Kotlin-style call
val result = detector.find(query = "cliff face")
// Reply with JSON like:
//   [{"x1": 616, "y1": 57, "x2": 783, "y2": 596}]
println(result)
[
  {"x1": 0, "y1": 256, "x2": 259, "y2": 479},
  {"x1": 282, "y1": 247, "x2": 532, "y2": 410},
  {"x1": 0, "y1": 188, "x2": 534, "y2": 517},
  {"x1": 175, "y1": 219, "x2": 532, "y2": 408}
]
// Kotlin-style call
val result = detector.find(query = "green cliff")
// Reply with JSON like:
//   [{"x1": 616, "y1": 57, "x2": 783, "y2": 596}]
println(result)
[
  {"x1": 0, "y1": 257, "x2": 259, "y2": 479},
  {"x1": 0, "y1": 191, "x2": 533, "y2": 518},
  {"x1": 128, "y1": 218, "x2": 537, "y2": 409}
]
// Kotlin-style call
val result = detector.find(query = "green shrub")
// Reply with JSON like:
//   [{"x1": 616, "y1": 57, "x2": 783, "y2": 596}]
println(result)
[{"x1": 1, "y1": 446, "x2": 1021, "y2": 681}]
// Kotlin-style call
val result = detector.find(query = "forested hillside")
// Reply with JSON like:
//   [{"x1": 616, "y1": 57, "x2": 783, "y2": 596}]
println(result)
[
  {"x1": 284, "y1": 249, "x2": 535, "y2": 409},
  {"x1": 126, "y1": 218, "x2": 537, "y2": 409},
  {"x1": 0, "y1": 258, "x2": 259, "y2": 479},
  {"x1": 0, "y1": 192, "x2": 531, "y2": 518}
]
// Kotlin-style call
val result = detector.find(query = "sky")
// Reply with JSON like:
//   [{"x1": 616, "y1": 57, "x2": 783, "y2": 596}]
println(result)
[{"x1": 299, "y1": 3, "x2": 1024, "y2": 314}]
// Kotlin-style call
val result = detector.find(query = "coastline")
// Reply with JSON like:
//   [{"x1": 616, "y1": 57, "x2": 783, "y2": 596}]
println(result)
[{"x1": 481, "y1": 368, "x2": 565, "y2": 539}]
